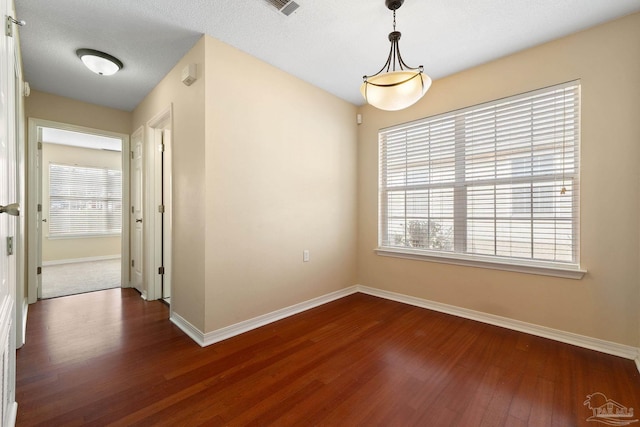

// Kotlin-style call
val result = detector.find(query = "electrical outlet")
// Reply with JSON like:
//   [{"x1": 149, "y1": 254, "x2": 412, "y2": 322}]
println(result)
[{"x1": 303, "y1": 249, "x2": 310, "y2": 262}]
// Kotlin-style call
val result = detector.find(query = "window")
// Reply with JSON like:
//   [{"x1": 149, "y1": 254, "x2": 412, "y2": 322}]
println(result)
[
  {"x1": 49, "y1": 163, "x2": 122, "y2": 237},
  {"x1": 378, "y1": 81, "x2": 582, "y2": 276}
]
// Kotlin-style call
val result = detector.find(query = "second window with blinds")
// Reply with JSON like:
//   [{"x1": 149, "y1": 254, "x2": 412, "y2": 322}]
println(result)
[
  {"x1": 377, "y1": 81, "x2": 582, "y2": 277},
  {"x1": 49, "y1": 163, "x2": 122, "y2": 238}
]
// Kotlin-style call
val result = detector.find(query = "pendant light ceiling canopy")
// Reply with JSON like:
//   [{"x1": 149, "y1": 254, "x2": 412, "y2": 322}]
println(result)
[
  {"x1": 76, "y1": 49, "x2": 123, "y2": 76},
  {"x1": 361, "y1": 0, "x2": 431, "y2": 111}
]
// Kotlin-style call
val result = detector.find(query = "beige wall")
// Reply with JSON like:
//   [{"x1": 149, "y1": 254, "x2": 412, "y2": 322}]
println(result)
[
  {"x1": 357, "y1": 13, "x2": 640, "y2": 347},
  {"x1": 25, "y1": 90, "x2": 132, "y2": 134},
  {"x1": 203, "y1": 36, "x2": 358, "y2": 332},
  {"x1": 134, "y1": 35, "x2": 358, "y2": 333},
  {"x1": 132, "y1": 37, "x2": 206, "y2": 330},
  {"x1": 41, "y1": 143, "x2": 121, "y2": 262}
]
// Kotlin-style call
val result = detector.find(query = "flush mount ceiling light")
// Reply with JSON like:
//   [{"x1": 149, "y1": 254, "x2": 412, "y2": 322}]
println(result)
[
  {"x1": 76, "y1": 48, "x2": 123, "y2": 76},
  {"x1": 361, "y1": 0, "x2": 431, "y2": 111}
]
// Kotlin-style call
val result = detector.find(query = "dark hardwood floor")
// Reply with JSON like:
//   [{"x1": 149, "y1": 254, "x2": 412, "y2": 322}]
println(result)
[{"x1": 16, "y1": 288, "x2": 640, "y2": 426}]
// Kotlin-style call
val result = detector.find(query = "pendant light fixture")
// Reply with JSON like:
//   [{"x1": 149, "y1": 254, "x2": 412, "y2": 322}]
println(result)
[
  {"x1": 76, "y1": 49, "x2": 123, "y2": 76},
  {"x1": 361, "y1": 0, "x2": 431, "y2": 111}
]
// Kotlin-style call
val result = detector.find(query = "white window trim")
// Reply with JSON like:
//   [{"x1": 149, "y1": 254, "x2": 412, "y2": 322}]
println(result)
[
  {"x1": 375, "y1": 247, "x2": 586, "y2": 279},
  {"x1": 377, "y1": 81, "x2": 585, "y2": 278}
]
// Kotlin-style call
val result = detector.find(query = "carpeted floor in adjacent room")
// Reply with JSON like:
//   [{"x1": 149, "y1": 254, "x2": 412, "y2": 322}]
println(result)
[{"x1": 42, "y1": 258, "x2": 121, "y2": 299}]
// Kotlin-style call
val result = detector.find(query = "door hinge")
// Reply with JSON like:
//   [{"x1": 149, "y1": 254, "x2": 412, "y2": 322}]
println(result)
[
  {"x1": 37, "y1": 203, "x2": 42, "y2": 212},
  {"x1": 159, "y1": 143, "x2": 165, "y2": 152},
  {"x1": 131, "y1": 151, "x2": 134, "y2": 159},
  {"x1": 158, "y1": 266, "x2": 165, "y2": 275},
  {"x1": 131, "y1": 206, "x2": 134, "y2": 214},
  {"x1": 158, "y1": 205, "x2": 165, "y2": 213},
  {"x1": 5, "y1": 16, "x2": 24, "y2": 38},
  {"x1": 37, "y1": 266, "x2": 42, "y2": 275},
  {"x1": 131, "y1": 260, "x2": 134, "y2": 268},
  {"x1": 37, "y1": 141, "x2": 42, "y2": 150},
  {"x1": 6, "y1": 237, "x2": 13, "y2": 256}
]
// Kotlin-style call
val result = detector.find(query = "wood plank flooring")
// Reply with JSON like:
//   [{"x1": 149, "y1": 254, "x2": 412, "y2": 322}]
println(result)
[{"x1": 16, "y1": 288, "x2": 640, "y2": 426}]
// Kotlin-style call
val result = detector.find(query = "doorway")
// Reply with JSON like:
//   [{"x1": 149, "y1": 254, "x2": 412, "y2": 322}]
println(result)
[
  {"x1": 27, "y1": 119, "x2": 130, "y2": 302},
  {"x1": 129, "y1": 108, "x2": 171, "y2": 305},
  {"x1": 143, "y1": 106, "x2": 172, "y2": 305}
]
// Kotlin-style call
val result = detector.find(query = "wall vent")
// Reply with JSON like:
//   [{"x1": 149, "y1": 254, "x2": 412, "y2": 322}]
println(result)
[{"x1": 263, "y1": 0, "x2": 300, "y2": 16}]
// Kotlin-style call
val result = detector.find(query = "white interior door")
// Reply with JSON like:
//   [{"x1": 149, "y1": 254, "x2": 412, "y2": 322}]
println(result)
[
  {"x1": 13, "y1": 24, "x2": 26, "y2": 350},
  {"x1": 0, "y1": 0, "x2": 20, "y2": 422},
  {"x1": 131, "y1": 128, "x2": 144, "y2": 296}
]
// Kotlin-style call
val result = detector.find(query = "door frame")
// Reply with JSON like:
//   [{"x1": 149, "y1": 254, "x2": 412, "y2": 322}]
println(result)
[
  {"x1": 144, "y1": 105, "x2": 172, "y2": 304},
  {"x1": 27, "y1": 118, "x2": 131, "y2": 303},
  {"x1": 130, "y1": 126, "x2": 144, "y2": 298}
]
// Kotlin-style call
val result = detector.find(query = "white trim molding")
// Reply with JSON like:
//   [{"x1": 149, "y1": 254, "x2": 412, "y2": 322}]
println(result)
[
  {"x1": 7, "y1": 402, "x2": 17, "y2": 427},
  {"x1": 170, "y1": 312, "x2": 205, "y2": 346},
  {"x1": 18, "y1": 299, "x2": 27, "y2": 349},
  {"x1": 171, "y1": 287, "x2": 359, "y2": 348},
  {"x1": 376, "y1": 248, "x2": 587, "y2": 280},
  {"x1": 356, "y1": 285, "x2": 639, "y2": 361}
]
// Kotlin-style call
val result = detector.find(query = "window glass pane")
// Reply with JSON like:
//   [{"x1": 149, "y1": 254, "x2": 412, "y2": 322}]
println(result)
[
  {"x1": 496, "y1": 219, "x2": 532, "y2": 259},
  {"x1": 467, "y1": 219, "x2": 495, "y2": 256},
  {"x1": 468, "y1": 185, "x2": 495, "y2": 218}
]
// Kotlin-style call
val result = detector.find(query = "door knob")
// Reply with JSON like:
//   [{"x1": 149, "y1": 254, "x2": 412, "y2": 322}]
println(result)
[
  {"x1": 136, "y1": 218, "x2": 143, "y2": 223},
  {"x1": 0, "y1": 203, "x2": 19, "y2": 216}
]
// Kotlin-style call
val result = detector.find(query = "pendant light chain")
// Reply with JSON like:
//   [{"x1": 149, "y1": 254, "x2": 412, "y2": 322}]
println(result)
[
  {"x1": 393, "y1": 9, "x2": 397, "y2": 31},
  {"x1": 392, "y1": 10, "x2": 397, "y2": 72}
]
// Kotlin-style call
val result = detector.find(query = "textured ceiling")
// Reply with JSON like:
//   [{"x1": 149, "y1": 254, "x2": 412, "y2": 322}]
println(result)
[{"x1": 16, "y1": 0, "x2": 640, "y2": 112}]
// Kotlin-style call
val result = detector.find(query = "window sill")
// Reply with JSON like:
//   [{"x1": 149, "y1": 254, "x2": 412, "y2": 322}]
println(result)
[{"x1": 375, "y1": 247, "x2": 586, "y2": 280}]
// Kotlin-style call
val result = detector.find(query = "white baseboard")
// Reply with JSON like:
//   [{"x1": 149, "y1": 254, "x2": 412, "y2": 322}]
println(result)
[
  {"x1": 356, "y1": 285, "x2": 639, "y2": 361},
  {"x1": 169, "y1": 284, "x2": 640, "y2": 374},
  {"x1": 171, "y1": 286, "x2": 359, "y2": 348},
  {"x1": 202, "y1": 287, "x2": 359, "y2": 347},
  {"x1": 42, "y1": 255, "x2": 121, "y2": 266},
  {"x1": 20, "y1": 299, "x2": 28, "y2": 348},
  {"x1": 170, "y1": 312, "x2": 205, "y2": 347},
  {"x1": 7, "y1": 402, "x2": 17, "y2": 427}
]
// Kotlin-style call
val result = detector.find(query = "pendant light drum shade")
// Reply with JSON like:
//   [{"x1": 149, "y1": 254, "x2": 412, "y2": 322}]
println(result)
[
  {"x1": 76, "y1": 49, "x2": 123, "y2": 76},
  {"x1": 360, "y1": 70, "x2": 431, "y2": 111}
]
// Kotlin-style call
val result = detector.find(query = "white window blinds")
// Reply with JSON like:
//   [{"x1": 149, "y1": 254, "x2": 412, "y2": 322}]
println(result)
[
  {"x1": 49, "y1": 163, "x2": 122, "y2": 237},
  {"x1": 379, "y1": 81, "x2": 580, "y2": 266}
]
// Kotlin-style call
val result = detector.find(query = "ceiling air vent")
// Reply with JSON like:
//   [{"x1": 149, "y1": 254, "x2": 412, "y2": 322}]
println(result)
[{"x1": 263, "y1": 0, "x2": 300, "y2": 16}]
